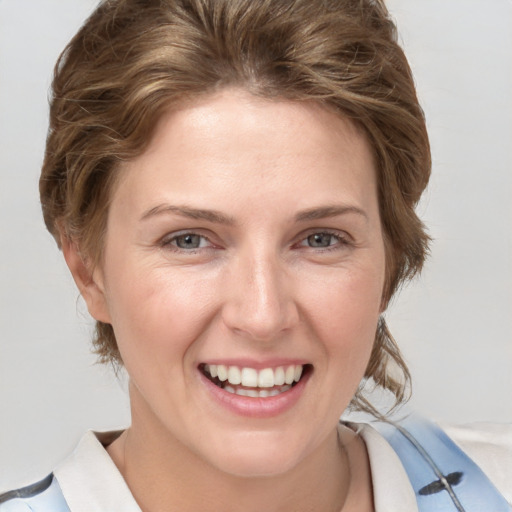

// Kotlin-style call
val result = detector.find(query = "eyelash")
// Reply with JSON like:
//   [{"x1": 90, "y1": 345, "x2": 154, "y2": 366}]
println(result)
[
  {"x1": 297, "y1": 230, "x2": 352, "y2": 252},
  {"x1": 159, "y1": 229, "x2": 352, "y2": 253},
  {"x1": 160, "y1": 232, "x2": 215, "y2": 253}
]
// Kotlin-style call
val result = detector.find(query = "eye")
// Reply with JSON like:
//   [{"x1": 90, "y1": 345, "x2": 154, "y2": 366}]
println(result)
[
  {"x1": 305, "y1": 233, "x2": 336, "y2": 248},
  {"x1": 300, "y1": 232, "x2": 347, "y2": 249},
  {"x1": 175, "y1": 234, "x2": 203, "y2": 249},
  {"x1": 162, "y1": 232, "x2": 211, "y2": 251}
]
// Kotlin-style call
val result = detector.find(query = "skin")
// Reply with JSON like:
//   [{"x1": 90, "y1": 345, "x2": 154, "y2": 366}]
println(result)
[{"x1": 63, "y1": 88, "x2": 384, "y2": 511}]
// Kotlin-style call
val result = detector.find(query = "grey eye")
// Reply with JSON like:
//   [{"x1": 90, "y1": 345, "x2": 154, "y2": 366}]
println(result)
[
  {"x1": 306, "y1": 233, "x2": 335, "y2": 247},
  {"x1": 174, "y1": 234, "x2": 202, "y2": 249}
]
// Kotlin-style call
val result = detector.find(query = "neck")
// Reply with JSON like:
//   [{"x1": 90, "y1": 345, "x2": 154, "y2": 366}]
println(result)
[{"x1": 106, "y1": 393, "x2": 359, "y2": 512}]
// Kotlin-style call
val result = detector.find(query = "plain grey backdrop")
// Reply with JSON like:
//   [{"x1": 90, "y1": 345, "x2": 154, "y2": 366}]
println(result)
[{"x1": 1, "y1": 0, "x2": 511, "y2": 491}]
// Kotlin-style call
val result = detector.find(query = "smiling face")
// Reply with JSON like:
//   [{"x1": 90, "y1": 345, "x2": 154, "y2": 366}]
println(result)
[{"x1": 76, "y1": 88, "x2": 386, "y2": 478}]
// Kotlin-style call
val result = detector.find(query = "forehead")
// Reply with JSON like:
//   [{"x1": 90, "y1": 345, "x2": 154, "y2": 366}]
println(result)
[
  {"x1": 147, "y1": 89, "x2": 371, "y2": 167},
  {"x1": 111, "y1": 88, "x2": 378, "y2": 219}
]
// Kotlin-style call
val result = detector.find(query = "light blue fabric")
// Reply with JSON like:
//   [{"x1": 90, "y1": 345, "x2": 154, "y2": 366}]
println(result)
[
  {"x1": 0, "y1": 476, "x2": 70, "y2": 512},
  {"x1": 375, "y1": 414, "x2": 512, "y2": 512}
]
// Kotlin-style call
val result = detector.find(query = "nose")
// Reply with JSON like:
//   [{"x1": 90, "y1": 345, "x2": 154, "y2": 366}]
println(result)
[{"x1": 221, "y1": 248, "x2": 299, "y2": 342}]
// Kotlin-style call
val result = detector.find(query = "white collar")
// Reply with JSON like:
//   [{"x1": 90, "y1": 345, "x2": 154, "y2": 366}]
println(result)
[
  {"x1": 54, "y1": 431, "x2": 142, "y2": 512},
  {"x1": 353, "y1": 422, "x2": 419, "y2": 512}
]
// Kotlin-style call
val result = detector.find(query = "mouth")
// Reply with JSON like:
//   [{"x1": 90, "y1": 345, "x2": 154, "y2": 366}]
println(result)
[{"x1": 200, "y1": 363, "x2": 312, "y2": 398}]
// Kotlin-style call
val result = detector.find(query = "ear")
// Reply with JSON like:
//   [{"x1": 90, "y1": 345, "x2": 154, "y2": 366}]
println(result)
[{"x1": 60, "y1": 235, "x2": 112, "y2": 324}]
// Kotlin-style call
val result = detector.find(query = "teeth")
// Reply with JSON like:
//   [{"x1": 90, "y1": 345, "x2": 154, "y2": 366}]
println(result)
[
  {"x1": 258, "y1": 368, "x2": 274, "y2": 388},
  {"x1": 227, "y1": 366, "x2": 241, "y2": 385},
  {"x1": 241, "y1": 367, "x2": 258, "y2": 387},
  {"x1": 285, "y1": 366, "x2": 295, "y2": 385},
  {"x1": 204, "y1": 364, "x2": 305, "y2": 389},
  {"x1": 274, "y1": 366, "x2": 285, "y2": 386},
  {"x1": 217, "y1": 365, "x2": 228, "y2": 382},
  {"x1": 225, "y1": 385, "x2": 291, "y2": 397}
]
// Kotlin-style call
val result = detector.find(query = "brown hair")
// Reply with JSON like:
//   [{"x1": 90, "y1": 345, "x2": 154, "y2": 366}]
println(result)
[{"x1": 40, "y1": 0, "x2": 430, "y2": 413}]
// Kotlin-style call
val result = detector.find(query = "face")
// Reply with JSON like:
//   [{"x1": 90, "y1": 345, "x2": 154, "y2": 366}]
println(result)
[{"x1": 82, "y1": 89, "x2": 386, "y2": 477}]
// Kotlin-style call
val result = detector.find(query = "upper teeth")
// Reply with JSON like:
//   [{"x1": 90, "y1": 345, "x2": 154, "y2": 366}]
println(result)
[{"x1": 204, "y1": 364, "x2": 303, "y2": 388}]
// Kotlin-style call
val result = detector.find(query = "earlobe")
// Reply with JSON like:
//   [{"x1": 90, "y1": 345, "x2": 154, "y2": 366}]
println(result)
[{"x1": 60, "y1": 235, "x2": 112, "y2": 324}]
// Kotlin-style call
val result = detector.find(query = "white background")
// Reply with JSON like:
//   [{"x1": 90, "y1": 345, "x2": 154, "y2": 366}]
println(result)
[{"x1": 1, "y1": 0, "x2": 511, "y2": 491}]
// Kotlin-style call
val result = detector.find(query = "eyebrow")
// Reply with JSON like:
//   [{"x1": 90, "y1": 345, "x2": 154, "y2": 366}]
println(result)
[
  {"x1": 140, "y1": 203, "x2": 368, "y2": 225},
  {"x1": 140, "y1": 204, "x2": 236, "y2": 225},
  {"x1": 295, "y1": 205, "x2": 368, "y2": 223}
]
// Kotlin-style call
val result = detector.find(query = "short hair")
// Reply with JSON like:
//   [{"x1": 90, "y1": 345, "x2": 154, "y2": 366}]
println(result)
[{"x1": 40, "y1": 0, "x2": 431, "y2": 413}]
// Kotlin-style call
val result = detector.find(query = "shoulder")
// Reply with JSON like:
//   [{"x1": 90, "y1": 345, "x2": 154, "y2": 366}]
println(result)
[
  {"x1": 0, "y1": 474, "x2": 70, "y2": 512},
  {"x1": 442, "y1": 421, "x2": 512, "y2": 503}
]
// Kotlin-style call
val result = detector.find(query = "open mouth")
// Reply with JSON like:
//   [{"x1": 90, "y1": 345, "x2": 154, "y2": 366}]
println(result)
[{"x1": 200, "y1": 363, "x2": 312, "y2": 398}]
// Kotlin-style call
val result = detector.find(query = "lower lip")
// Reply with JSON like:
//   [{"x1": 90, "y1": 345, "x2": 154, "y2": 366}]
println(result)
[{"x1": 199, "y1": 369, "x2": 311, "y2": 418}]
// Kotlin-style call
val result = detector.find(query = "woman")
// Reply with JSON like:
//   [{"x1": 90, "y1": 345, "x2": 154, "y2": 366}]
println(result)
[{"x1": 1, "y1": 0, "x2": 510, "y2": 511}]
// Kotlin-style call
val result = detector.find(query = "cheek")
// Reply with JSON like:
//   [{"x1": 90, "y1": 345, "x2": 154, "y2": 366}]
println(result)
[
  {"x1": 103, "y1": 262, "x2": 220, "y2": 365},
  {"x1": 302, "y1": 264, "x2": 384, "y2": 363},
  {"x1": 292, "y1": 266, "x2": 383, "y2": 422}
]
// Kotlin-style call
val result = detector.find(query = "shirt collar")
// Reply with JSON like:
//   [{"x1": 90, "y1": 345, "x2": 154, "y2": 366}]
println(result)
[{"x1": 54, "y1": 430, "x2": 142, "y2": 512}]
